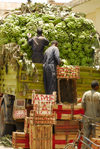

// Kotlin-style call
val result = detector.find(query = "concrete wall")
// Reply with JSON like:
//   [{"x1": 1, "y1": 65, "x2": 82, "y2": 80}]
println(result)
[
  {"x1": 0, "y1": 2, "x2": 21, "y2": 18},
  {"x1": 72, "y1": 0, "x2": 100, "y2": 33}
]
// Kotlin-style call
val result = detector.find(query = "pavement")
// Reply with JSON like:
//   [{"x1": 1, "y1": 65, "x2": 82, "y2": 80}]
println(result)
[{"x1": 0, "y1": 146, "x2": 13, "y2": 149}]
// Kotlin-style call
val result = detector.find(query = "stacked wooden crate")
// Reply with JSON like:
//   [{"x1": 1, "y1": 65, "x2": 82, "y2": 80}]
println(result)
[
  {"x1": 53, "y1": 65, "x2": 83, "y2": 149},
  {"x1": 29, "y1": 91, "x2": 56, "y2": 149},
  {"x1": 12, "y1": 91, "x2": 56, "y2": 149},
  {"x1": 12, "y1": 102, "x2": 29, "y2": 148},
  {"x1": 73, "y1": 103, "x2": 84, "y2": 120},
  {"x1": 57, "y1": 66, "x2": 80, "y2": 79},
  {"x1": 53, "y1": 103, "x2": 83, "y2": 149},
  {"x1": 90, "y1": 123, "x2": 100, "y2": 149},
  {"x1": 12, "y1": 132, "x2": 29, "y2": 149},
  {"x1": 56, "y1": 65, "x2": 80, "y2": 104},
  {"x1": 95, "y1": 123, "x2": 100, "y2": 138}
]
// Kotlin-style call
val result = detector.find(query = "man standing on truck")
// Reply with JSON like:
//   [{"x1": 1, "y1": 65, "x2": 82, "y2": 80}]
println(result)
[
  {"x1": 82, "y1": 80, "x2": 100, "y2": 149},
  {"x1": 27, "y1": 28, "x2": 49, "y2": 63},
  {"x1": 43, "y1": 40, "x2": 61, "y2": 94}
]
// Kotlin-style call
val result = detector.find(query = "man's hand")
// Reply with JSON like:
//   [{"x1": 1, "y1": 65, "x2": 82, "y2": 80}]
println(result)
[
  {"x1": 27, "y1": 33, "x2": 32, "y2": 38},
  {"x1": 60, "y1": 59, "x2": 64, "y2": 65}
]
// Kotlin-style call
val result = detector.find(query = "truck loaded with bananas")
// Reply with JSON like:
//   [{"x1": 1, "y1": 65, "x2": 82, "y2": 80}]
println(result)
[{"x1": 0, "y1": 3, "x2": 100, "y2": 136}]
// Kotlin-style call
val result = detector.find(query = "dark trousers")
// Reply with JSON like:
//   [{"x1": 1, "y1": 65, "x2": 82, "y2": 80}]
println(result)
[{"x1": 43, "y1": 64, "x2": 57, "y2": 94}]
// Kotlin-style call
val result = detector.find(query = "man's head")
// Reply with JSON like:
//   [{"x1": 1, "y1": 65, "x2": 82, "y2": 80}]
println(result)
[
  {"x1": 37, "y1": 28, "x2": 42, "y2": 36},
  {"x1": 91, "y1": 80, "x2": 99, "y2": 90},
  {"x1": 51, "y1": 40, "x2": 58, "y2": 47}
]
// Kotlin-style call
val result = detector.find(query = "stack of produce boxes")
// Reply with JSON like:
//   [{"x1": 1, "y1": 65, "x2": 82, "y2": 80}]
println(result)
[
  {"x1": 12, "y1": 91, "x2": 56, "y2": 149},
  {"x1": 53, "y1": 65, "x2": 83, "y2": 149},
  {"x1": 29, "y1": 91, "x2": 56, "y2": 149},
  {"x1": 91, "y1": 123, "x2": 100, "y2": 148},
  {"x1": 53, "y1": 103, "x2": 84, "y2": 149},
  {"x1": 12, "y1": 102, "x2": 29, "y2": 149}
]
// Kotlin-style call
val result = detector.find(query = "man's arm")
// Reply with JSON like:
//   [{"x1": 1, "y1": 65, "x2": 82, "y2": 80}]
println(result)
[
  {"x1": 43, "y1": 38, "x2": 49, "y2": 46},
  {"x1": 82, "y1": 92, "x2": 86, "y2": 111},
  {"x1": 27, "y1": 33, "x2": 33, "y2": 46},
  {"x1": 54, "y1": 47, "x2": 61, "y2": 65}
]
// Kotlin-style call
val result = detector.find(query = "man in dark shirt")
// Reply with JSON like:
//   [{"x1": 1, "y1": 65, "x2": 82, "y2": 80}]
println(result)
[
  {"x1": 43, "y1": 40, "x2": 61, "y2": 94},
  {"x1": 27, "y1": 28, "x2": 49, "y2": 63}
]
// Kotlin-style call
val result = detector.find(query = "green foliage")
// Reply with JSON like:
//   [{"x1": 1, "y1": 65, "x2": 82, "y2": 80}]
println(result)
[
  {"x1": 0, "y1": 3, "x2": 97, "y2": 65},
  {"x1": 0, "y1": 135, "x2": 12, "y2": 147}
]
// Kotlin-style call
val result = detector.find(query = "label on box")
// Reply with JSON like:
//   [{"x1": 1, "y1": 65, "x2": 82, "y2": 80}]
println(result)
[
  {"x1": 32, "y1": 92, "x2": 56, "y2": 115},
  {"x1": 34, "y1": 100, "x2": 52, "y2": 114},
  {"x1": 13, "y1": 109, "x2": 27, "y2": 120}
]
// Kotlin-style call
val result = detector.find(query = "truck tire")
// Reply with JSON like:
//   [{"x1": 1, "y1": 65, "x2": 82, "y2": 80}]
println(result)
[{"x1": 0, "y1": 100, "x2": 15, "y2": 136}]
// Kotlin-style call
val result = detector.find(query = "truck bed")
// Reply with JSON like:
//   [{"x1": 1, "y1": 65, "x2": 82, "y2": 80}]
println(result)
[{"x1": 0, "y1": 63, "x2": 45, "y2": 99}]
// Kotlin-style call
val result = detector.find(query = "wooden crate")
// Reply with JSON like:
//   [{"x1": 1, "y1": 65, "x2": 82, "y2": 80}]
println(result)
[
  {"x1": 57, "y1": 66, "x2": 80, "y2": 79},
  {"x1": 13, "y1": 108, "x2": 27, "y2": 120},
  {"x1": 67, "y1": 134, "x2": 77, "y2": 143},
  {"x1": 53, "y1": 104, "x2": 73, "y2": 120},
  {"x1": 95, "y1": 124, "x2": 100, "y2": 138},
  {"x1": 73, "y1": 103, "x2": 84, "y2": 120},
  {"x1": 53, "y1": 103, "x2": 84, "y2": 120},
  {"x1": 57, "y1": 79, "x2": 77, "y2": 103},
  {"x1": 12, "y1": 132, "x2": 29, "y2": 149},
  {"x1": 54, "y1": 120, "x2": 80, "y2": 133},
  {"x1": 29, "y1": 111, "x2": 56, "y2": 125},
  {"x1": 32, "y1": 91, "x2": 56, "y2": 115},
  {"x1": 53, "y1": 134, "x2": 67, "y2": 149},
  {"x1": 24, "y1": 117, "x2": 30, "y2": 134},
  {"x1": 91, "y1": 138, "x2": 100, "y2": 149},
  {"x1": 29, "y1": 124, "x2": 52, "y2": 149}
]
